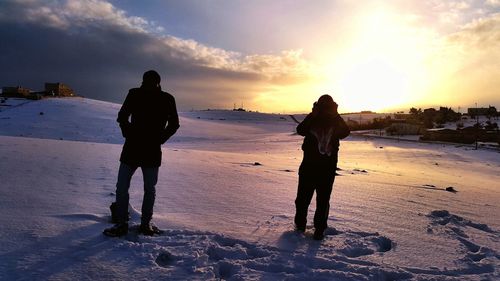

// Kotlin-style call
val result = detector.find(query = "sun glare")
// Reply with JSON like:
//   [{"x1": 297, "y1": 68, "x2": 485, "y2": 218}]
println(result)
[
  {"x1": 338, "y1": 58, "x2": 409, "y2": 112},
  {"x1": 317, "y1": 6, "x2": 434, "y2": 113}
]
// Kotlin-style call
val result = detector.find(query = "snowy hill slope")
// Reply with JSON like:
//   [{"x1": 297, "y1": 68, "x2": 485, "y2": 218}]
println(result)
[{"x1": 0, "y1": 98, "x2": 499, "y2": 280}]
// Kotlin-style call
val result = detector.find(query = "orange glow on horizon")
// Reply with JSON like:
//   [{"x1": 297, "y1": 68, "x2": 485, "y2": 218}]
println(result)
[{"x1": 246, "y1": 6, "x2": 499, "y2": 114}]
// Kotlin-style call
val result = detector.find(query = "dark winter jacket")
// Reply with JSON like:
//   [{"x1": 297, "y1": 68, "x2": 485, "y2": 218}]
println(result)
[
  {"x1": 297, "y1": 112, "x2": 349, "y2": 173},
  {"x1": 118, "y1": 86, "x2": 180, "y2": 167}
]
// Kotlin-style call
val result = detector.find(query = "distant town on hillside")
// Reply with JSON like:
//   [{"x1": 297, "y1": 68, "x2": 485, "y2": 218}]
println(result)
[
  {"x1": 344, "y1": 106, "x2": 499, "y2": 146},
  {"x1": 1, "y1": 83, "x2": 76, "y2": 100}
]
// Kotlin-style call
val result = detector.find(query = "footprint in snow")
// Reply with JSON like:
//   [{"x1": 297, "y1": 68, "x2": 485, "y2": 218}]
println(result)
[
  {"x1": 426, "y1": 209, "x2": 499, "y2": 266},
  {"x1": 268, "y1": 215, "x2": 394, "y2": 258},
  {"x1": 155, "y1": 251, "x2": 174, "y2": 268},
  {"x1": 334, "y1": 232, "x2": 394, "y2": 258}
]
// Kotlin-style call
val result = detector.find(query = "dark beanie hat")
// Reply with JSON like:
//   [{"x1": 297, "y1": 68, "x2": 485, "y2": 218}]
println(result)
[{"x1": 143, "y1": 70, "x2": 161, "y2": 85}]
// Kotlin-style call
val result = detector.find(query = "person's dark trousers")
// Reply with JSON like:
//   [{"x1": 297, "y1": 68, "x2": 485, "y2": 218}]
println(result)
[
  {"x1": 294, "y1": 167, "x2": 335, "y2": 232},
  {"x1": 115, "y1": 162, "x2": 159, "y2": 225}
]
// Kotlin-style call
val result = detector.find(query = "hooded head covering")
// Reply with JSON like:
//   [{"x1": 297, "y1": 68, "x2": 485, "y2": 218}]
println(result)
[{"x1": 316, "y1": 94, "x2": 338, "y2": 114}]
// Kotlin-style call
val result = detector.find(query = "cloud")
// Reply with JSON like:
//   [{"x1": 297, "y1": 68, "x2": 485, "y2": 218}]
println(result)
[
  {"x1": 0, "y1": 0, "x2": 155, "y2": 32},
  {"x1": 448, "y1": 12, "x2": 500, "y2": 47},
  {"x1": 425, "y1": 12, "x2": 500, "y2": 106},
  {"x1": 486, "y1": 0, "x2": 500, "y2": 7},
  {"x1": 0, "y1": 0, "x2": 314, "y2": 111}
]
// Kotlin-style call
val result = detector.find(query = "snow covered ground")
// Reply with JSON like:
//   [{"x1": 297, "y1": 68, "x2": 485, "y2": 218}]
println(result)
[{"x1": 0, "y1": 98, "x2": 498, "y2": 280}]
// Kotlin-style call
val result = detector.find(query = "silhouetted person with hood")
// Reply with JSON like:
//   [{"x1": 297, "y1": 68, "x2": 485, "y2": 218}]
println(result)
[
  {"x1": 104, "y1": 70, "x2": 180, "y2": 237},
  {"x1": 294, "y1": 95, "x2": 350, "y2": 240}
]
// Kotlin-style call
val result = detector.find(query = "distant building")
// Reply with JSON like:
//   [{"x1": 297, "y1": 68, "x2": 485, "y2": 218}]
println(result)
[
  {"x1": 423, "y1": 108, "x2": 436, "y2": 114},
  {"x1": 44, "y1": 83, "x2": 75, "y2": 97},
  {"x1": 1, "y1": 82, "x2": 76, "y2": 99},
  {"x1": 421, "y1": 127, "x2": 500, "y2": 144},
  {"x1": 1, "y1": 86, "x2": 31, "y2": 97},
  {"x1": 386, "y1": 123, "x2": 423, "y2": 136},
  {"x1": 467, "y1": 106, "x2": 497, "y2": 116}
]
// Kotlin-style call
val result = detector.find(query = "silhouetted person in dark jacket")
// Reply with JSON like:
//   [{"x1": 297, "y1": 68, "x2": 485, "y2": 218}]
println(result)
[
  {"x1": 294, "y1": 95, "x2": 350, "y2": 240},
  {"x1": 104, "y1": 70, "x2": 180, "y2": 237}
]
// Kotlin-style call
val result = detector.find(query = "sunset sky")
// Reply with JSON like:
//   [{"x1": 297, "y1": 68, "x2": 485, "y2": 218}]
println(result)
[{"x1": 1, "y1": 0, "x2": 499, "y2": 113}]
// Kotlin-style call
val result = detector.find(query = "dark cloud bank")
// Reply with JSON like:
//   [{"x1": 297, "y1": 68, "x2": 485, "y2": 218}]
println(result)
[
  {"x1": 0, "y1": 0, "x2": 307, "y2": 110},
  {"x1": 0, "y1": 22, "x2": 255, "y2": 109}
]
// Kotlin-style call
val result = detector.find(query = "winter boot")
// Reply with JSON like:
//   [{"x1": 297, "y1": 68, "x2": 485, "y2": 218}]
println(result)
[
  {"x1": 313, "y1": 229, "x2": 325, "y2": 240},
  {"x1": 103, "y1": 223, "x2": 128, "y2": 237},
  {"x1": 139, "y1": 223, "x2": 157, "y2": 236},
  {"x1": 295, "y1": 224, "x2": 306, "y2": 233}
]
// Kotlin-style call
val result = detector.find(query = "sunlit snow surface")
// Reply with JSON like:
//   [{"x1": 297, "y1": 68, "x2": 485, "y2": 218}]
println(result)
[{"x1": 0, "y1": 98, "x2": 499, "y2": 280}]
